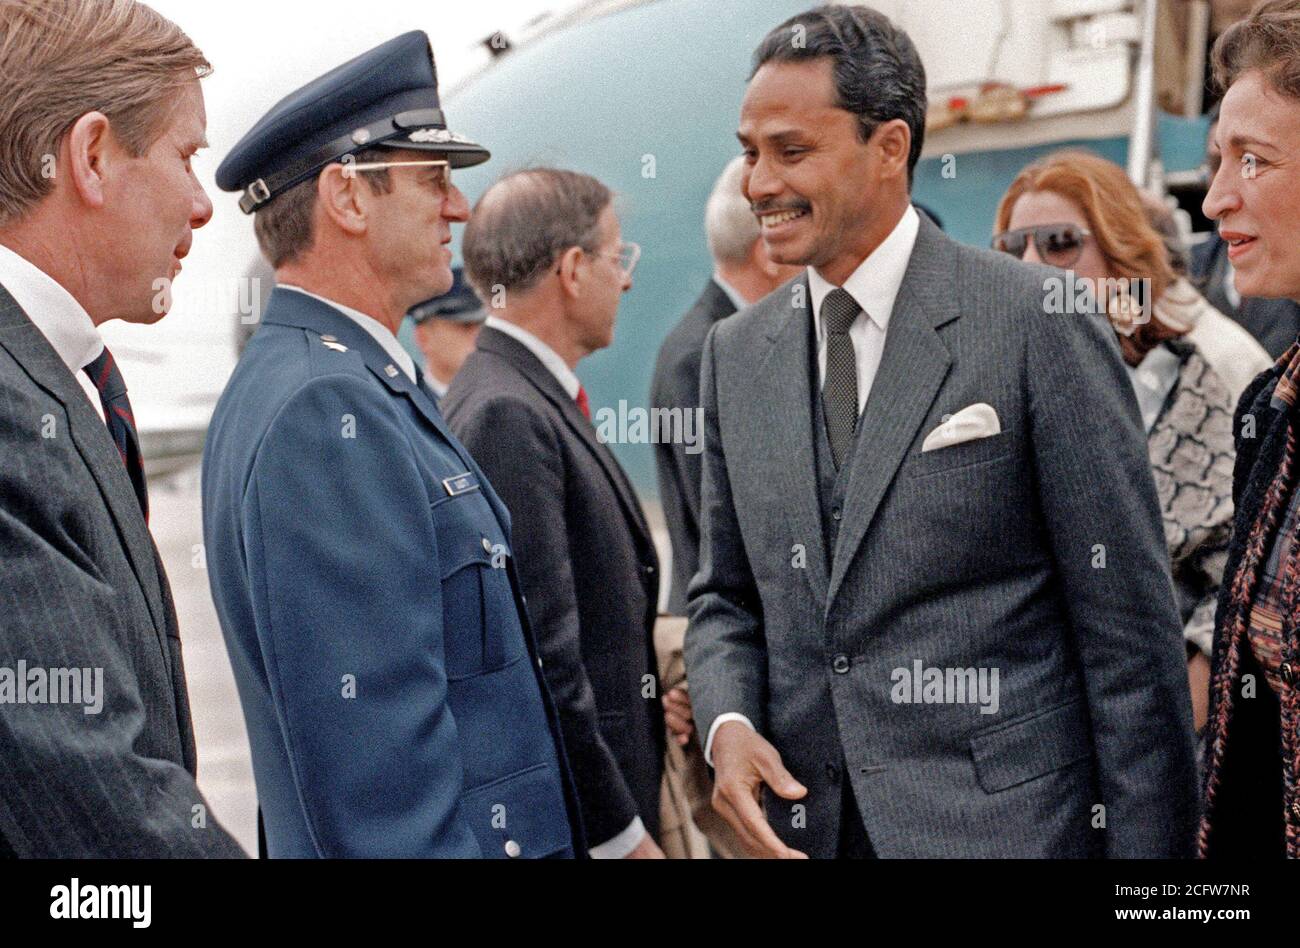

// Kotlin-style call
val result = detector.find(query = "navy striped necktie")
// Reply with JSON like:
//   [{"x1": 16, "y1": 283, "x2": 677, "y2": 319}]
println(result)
[{"x1": 83, "y1": 346, "x2": 149, "y2": 521}]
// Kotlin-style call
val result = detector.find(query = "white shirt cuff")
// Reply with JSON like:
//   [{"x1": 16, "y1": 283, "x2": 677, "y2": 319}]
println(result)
[
  {"x1": 589, "y1": 817, "x2": 647, "y2": 859},
  {"x1": 704, "y1": 713, "x2": 756, "y2": 767}
]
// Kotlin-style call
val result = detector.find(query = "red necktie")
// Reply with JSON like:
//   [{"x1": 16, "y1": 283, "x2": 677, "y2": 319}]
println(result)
[
  {"x1": 83, "y1": 346, "x2": 149, "y2": 521},
  {"x1": 576, "y1": 386, "x2": 592, "y2": 421}
]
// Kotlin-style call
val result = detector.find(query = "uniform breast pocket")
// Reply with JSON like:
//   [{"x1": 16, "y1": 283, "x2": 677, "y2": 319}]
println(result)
[{"x1": 430, "y1": 491, "x2": 525, "y2": 680}]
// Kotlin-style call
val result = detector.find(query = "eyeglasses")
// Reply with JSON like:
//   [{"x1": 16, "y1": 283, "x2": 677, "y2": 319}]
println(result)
[
  {"x1": 603, "y1": 242, "x2": 641, "y2": 277},
  {"x1": 554, "y1": 241, "x2": 642, "y2": 278},
  {"x1": 344, "y1": 158, "x2": 452, "y2": 194},
  {"x1": 991, "y1": 223, "x2": 1092, "y2": 268}
]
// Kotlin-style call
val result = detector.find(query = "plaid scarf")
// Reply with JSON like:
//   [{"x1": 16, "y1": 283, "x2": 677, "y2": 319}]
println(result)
[{"x1": 1199, "y1": 340, "x2": 1300, "y2": 858}]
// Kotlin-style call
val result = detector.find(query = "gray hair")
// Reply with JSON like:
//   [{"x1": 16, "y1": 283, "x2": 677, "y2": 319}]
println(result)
[
  {"x1": 705, "y1": 156, "x2": 759, "y2": 266},
  {"x1": 462, "y1": 168, "x2": 612, "y2": 297}
]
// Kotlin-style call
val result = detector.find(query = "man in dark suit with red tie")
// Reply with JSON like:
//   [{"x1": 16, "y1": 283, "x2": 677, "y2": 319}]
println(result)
[
  {"x1": 0, "y1": 0, "x2": 243, "y2": 858},
  {"x1": 445, "y1": 168, "x2": 682, "y2": 858}
]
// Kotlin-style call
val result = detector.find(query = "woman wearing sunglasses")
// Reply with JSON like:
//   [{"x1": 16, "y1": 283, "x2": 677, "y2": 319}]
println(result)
[{"x1": 993, "y1": 150, "x2": 1270, "y2": 750}]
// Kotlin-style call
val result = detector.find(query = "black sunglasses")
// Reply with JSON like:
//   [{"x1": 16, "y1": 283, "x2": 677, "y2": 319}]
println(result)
[{"x1": 991, "y1": 223, "x2": 1092, "y2": 268}]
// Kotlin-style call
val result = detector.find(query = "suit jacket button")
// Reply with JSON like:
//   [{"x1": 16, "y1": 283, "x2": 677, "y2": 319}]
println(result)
[
  {"x1": 505, "y1": 839, "x2": 521, "y2": 858},
  {"x1": 832, "y1": 655, "x2": 850, "y2": 674},
  {"x1": 825, "y1": 762, "x2": 840, "y2": 782}
]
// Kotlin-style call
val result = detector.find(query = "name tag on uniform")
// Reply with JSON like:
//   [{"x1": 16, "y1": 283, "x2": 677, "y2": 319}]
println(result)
[{"x1": 442, "y1": 472, "x2": 480, "y2": 497}]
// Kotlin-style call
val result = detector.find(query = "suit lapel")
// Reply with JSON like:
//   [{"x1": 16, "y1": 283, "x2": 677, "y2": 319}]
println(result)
[
  {"x1": 756, "y1": 279, "x2": 830, "y2": 607},
  {"x1": 476, "y1": 326, "x2": 655, "y2": 552},
  {"x1": 826, "y1": 219, "x2": 958, "y2": 606},
  {"x1": 0, "y1": 288, "x2": 170, "y2": 648}
]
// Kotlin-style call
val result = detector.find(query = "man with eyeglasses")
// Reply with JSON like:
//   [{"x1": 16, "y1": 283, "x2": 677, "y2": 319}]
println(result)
[
  {"x1": 444, "y1": 168, "x2": 678, "y2": 859},
  {"x1": 201, "y1": 33, "x2": 584, "y2": 858}
]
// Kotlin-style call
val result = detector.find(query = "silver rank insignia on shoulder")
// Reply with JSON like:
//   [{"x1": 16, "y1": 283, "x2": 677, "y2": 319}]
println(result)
[
  {"x1": 385, "y1": 365, "x2": 400, "y2": 378},
  {"x1": 320, "y1": 335, "x2": 348, "y2": 353}
]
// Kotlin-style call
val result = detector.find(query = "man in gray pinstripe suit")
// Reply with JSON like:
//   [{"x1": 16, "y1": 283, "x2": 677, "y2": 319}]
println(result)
[
  {"x1": 0, "y1": 0, "x2": 243, "y2": 858},
  {"x1": 684, "y1": 5, "x2": 1198, "y2": 858}
]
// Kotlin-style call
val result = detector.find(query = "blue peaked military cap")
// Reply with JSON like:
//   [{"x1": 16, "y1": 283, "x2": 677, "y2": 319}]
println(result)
[
  {"x1": 409, "y1": 267, "x2": 487, "y2": 326},
  {"x1": 217, "y1": 31, "x2": 489, "y2": 214}
]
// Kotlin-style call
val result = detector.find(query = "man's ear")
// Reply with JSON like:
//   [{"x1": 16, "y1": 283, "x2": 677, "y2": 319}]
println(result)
[
  {"x1": 556, "y1": 246, "x2": 584, "y2": 299},
  {"x1": 316, "y1": 163, "x2": 369, "y2": 237},
  {"x1": 873, "y1": 118, "x2": 912, "y2": 182},
  {"x1": 65, "y1": 112, "x2": 114, "y2": 210}
]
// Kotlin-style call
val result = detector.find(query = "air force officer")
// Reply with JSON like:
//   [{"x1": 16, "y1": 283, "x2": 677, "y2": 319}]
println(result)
[{"x1": 202, "y1": 32, "x2": 584, "y2": 858}]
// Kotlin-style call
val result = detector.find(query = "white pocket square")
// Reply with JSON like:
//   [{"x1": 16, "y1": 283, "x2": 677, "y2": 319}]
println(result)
[{"x1": 921, "y1": 403, "x2": 1001, "y2": 453}]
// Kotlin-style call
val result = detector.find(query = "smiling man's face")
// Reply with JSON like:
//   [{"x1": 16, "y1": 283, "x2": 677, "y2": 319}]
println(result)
[
  {"x1": 1204, "y1": 69, "x2": 1300, "y2": 301},
  {"x1": 738, "y1": 58, "x2": 905, "y2": 287}
]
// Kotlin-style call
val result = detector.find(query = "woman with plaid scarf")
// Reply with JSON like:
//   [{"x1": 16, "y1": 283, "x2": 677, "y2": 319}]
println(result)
[{"x1": 1198, "y1": 0, "x2": 1300, "y2": 859}]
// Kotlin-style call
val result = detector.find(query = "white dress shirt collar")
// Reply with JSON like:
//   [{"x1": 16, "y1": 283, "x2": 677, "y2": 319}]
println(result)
[
  {"x1": 712, "y1": 273, "x2": 749, "y2": 313},
  {"x1": 279, "y1": 285, "x2": 416, "y2": 383},
  {"x1": 1126, "y1": 343, "x2": 1183, "y2": 433},
  {"x1": 484, "y1": 315, "x2": 582, "y2": 400},
  {"x1": 0, "y1": 241, "x2": 104, "y2": 374},
  {"x1": 426, "y1": 374, "x2": 450, "y2": 401},
  {"x1": 807, "y1": 204, "x2": 920, "y2": 339}
]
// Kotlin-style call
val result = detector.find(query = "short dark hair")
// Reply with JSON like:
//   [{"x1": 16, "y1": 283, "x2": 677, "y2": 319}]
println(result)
[
  {"x1": 751, "y1": 4, "x2": 927, "y2": 187},
  {"x1": 1212, "y1": 0, "x2": 1300, "y2": 100},
  {"x1": 463, "y1": 168, "x2": 612, "y2": 297},
  {"x1": 253, "y1": 147, "x2": 393, "y2": 269}
]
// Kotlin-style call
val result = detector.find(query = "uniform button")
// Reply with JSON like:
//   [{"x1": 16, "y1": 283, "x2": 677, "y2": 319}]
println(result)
[
  {"x1": 1282, "y1": 663, "x2": 1294, "y2": 686},
  {"x1": 832, "y1": 508, "x2": 843, "y2": 522},
  {"x1": 825, "y1": 762, "x2": 839, "y2": 782},
  {"x1": 832, "y1": 654, "x2": 850, "y2": 674},
  {"x1": 505, "y1": 839, "x2": 521, "y2": 858},
  {"x1": 645, "y1": 565, "x2": 656, "y2": 575},
  {"x1": 481, "y1": 537, "x2": 493, "y2": 553}
]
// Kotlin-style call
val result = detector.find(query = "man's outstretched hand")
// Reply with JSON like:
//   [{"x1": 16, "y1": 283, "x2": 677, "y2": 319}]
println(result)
[{"x1": 710, "y1": 720, "x2": 809, "y2": 859}]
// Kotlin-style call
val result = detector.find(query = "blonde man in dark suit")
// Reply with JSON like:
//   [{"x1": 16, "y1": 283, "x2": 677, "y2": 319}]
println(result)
[{"x1": 0, "y1": 0, "x2": 243, "y2": 858}]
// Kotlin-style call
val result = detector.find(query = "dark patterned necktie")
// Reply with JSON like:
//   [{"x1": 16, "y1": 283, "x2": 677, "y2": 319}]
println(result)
[
  {"x1": 83, "y1": 346, "x2": 148, "y2": 520},
  {"x1": 821, "y1": 288, "x2": 861, "y2": 470}
]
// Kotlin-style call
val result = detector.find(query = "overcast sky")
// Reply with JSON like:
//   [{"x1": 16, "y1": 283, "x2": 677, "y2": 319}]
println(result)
[{"x1": 108, "y1": 0, "x2": 576, "y2": 429}]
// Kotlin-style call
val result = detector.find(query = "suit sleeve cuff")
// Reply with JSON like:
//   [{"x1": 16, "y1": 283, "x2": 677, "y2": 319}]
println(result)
[
  {"x1": 589, "y1": 817, "x2": 647, "y2": 859},
  {"x1": 704, "y1": 713, "x2": 756, "y2": 768}
]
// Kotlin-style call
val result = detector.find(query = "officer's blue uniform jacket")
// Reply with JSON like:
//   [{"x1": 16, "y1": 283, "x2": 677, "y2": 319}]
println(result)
[{"x1": 202, "y1": 287, "x2": 585, "y2": 857}]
